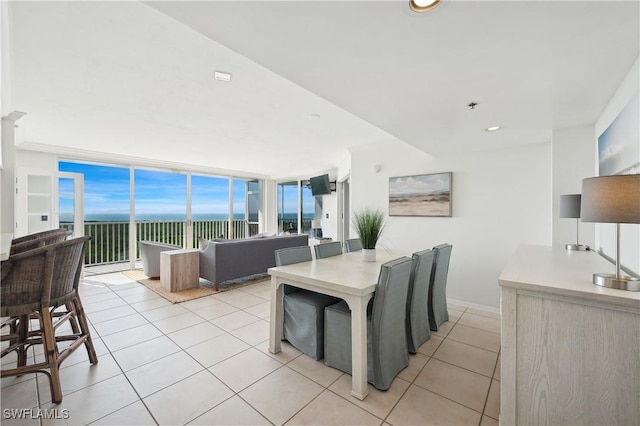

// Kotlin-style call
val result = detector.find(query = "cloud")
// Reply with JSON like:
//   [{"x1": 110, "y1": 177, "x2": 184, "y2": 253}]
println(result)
[{"x1": 390, "y1": 174, "x2": 449, "y2": 195}]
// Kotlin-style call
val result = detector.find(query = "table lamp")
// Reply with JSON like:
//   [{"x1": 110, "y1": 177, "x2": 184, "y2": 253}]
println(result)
[
  {"x1": 311, "y1": 219, "x2": 322, "y2": 239},
  {"x1": 560, "y1": 194, "x2": 589, "y2": 251},
  {"x1": 581, "y1": 174, "x2": 640, "y2": 291}
]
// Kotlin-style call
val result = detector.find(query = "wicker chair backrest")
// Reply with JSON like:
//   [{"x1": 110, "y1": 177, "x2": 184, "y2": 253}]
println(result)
[
  {"x1": 10, "y1": 229, "x2": 72, "y2": 256},
  {"x1": 1, "y1": 236, "x2": 90, "y2": 316},
  {"x1": 49, "y1": 236, "x2": 90, "y2": 305}
]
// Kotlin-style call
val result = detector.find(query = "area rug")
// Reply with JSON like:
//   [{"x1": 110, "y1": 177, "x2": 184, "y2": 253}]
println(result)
[{"x1": 122, "y1": 269, "x2": 269, "y2": 304}]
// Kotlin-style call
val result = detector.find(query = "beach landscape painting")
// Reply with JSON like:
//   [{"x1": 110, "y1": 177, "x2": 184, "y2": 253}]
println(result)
[{"x1": 389, "y1": 172, "x2": 452, "y2": 217}]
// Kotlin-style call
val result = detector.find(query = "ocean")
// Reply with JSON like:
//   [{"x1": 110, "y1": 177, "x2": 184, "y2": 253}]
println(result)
[{"x1": 61, "y1": 213, "x2": 312, "y2": 223}]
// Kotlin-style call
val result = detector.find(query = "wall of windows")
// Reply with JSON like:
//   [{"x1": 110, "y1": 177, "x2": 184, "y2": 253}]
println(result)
[{"x1": 58, "y1": 160, "x2": 263, "y2": 267}]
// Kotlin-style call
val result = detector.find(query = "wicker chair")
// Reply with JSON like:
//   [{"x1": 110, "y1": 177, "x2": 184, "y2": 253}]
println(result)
[
  {"x1": 1, "y1": 236, "x2": 97, "y2": 404},
  {"x1": 10, "y1": 229, "x2": 72, "y2": 256},
  {"x1": 10, "y1": 228, "x2": 71, "y2": 245}
]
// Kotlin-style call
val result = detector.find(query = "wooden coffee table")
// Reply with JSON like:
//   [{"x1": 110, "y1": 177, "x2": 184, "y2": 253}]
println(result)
[{"x1": 160, "y1": 249, "x2": 199, "y2": 292}]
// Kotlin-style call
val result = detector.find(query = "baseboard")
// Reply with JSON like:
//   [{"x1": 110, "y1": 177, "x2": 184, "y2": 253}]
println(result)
[{"x1": 448, "y1": 298, "x2": 500, "y2": 315}]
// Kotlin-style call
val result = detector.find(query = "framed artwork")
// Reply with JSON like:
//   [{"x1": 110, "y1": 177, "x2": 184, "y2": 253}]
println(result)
[
  {"x1": 598, "y1": 90, "x2": 639, "y2": 176},
  {"x1": 389, "y1": 172, "x2": 452, "y2": 217}
]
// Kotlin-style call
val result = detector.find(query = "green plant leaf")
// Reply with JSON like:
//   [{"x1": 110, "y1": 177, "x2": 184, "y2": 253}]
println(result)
[{"x1": 353, "y1": 208, "x2": 386, "y2": 249}]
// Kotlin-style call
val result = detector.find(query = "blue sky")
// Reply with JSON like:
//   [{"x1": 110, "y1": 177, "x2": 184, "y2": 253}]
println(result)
[
  {"x1": 59, "y1": 161, "x2": 317, "y2": 219},
  {"x1": 59, "y1": 161, "x2": 247, "y2": 217}
]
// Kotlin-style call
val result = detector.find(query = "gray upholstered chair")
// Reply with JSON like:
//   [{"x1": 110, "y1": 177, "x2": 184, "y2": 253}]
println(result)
[
  {"x1": 139, "y1": 240, "x2": 181, "y2": 278},
  {"x1": 324, "y1": 256, "x2": 412, "y2": 390},
  {"x1": 314, "y1": 241, "x2": 342, "y2": 259},
  {"x1": 429, "y1": 244, "x2": 453, "y2": 331},
  {"x1": 344, "y1": 238, "x2": 363, "y2": 253},
  {"x1": 406, "y1": 249, "x2": 435, "y2": 353},
  {"x1": 276, "y1": 246, "x2": 340, "y2": 360}
]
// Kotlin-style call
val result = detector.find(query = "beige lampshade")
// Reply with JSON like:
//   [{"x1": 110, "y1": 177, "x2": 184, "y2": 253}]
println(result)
[
  {"x1": 581, "y1": 175, "x2": 640, "y2": 224},
  {"x1": 311, "y1": 219, "x2": 322, "y2": 229},
  {"x1": 560, "y1": 194, "x2": 581, "y2": 218}
]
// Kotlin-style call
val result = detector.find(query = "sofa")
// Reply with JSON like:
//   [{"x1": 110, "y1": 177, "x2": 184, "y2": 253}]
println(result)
[
  {"x1": 139, "y1": 240, "x2": 182, "y2": 278},
  {"x1": 199, "y1": 234, "x2": 308, "y2": 290}
]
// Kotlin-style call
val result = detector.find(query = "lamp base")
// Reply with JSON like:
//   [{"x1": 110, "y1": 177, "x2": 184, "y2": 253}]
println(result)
[
  {"x1": 565, "y1": 244, "x2": 589, "y2": 251},
  {"x1": 593, "y1": 273, "x2": 640, "y2": 292}
]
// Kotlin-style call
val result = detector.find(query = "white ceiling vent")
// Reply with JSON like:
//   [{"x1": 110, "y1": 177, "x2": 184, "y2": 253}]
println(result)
[{"x1": 214, "y1": 70, "x2": 232, "y2": 82}]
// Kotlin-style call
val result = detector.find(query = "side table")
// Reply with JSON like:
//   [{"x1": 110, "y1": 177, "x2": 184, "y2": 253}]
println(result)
[{"x1": 160, "y1": 249, "x2": 199, "y2": 292}]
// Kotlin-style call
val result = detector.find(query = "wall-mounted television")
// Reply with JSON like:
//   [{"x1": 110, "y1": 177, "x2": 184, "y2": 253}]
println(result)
[{"x1": 310, "y1": 174, "x2": 332, "y2": 196}]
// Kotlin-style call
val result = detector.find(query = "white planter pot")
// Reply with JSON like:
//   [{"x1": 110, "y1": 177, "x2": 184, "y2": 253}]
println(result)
[{"x1": 362, "y1": 248, "x2": 376, "y2": 262}]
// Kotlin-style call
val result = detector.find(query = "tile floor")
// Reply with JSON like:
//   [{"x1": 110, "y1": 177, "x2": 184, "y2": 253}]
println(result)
[{"x1": 1, "y1": 272, "x2": 501, "y2": 425}]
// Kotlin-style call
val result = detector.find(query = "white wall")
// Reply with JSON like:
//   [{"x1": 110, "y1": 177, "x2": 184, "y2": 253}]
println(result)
[
  {"x1": 552, "y1": 125, "x2": 596, "y2": 249},
  {"x1": 316, "y1": 191, "x2": 336, "y2": 240},
  {"x1": 349, "y1": 140, "x2": 552, "y2": 309},
  {"x1": 595, "y1": 57, "x2": 639, "y2": 276}
]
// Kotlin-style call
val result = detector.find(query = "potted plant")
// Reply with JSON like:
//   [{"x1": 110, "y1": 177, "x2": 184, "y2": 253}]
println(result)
[{"x1": 353, "y1": 208, "x2": 386, "y2": 262}]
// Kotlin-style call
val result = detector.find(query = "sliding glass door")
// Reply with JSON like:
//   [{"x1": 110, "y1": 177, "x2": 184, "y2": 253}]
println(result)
[
  {"x1": 277, "y1": 180, "x2": 321, "y2": 235},
  {"x1": 278, "y1": 181, "x2": 298, "y2": 233},
  {"x1": 191, "y1": 174, "x2": 230, "y2": 245},
  {"x1": 134, "y1": 168, "x2": 187, "y2": 252}
]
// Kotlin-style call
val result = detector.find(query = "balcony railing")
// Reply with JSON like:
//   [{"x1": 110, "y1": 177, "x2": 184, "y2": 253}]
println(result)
[{"x1": 60, "y1": 220, "x2": 260, "y2": 266}]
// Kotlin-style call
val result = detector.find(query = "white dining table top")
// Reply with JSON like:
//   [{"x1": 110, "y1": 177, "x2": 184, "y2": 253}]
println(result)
[{"x1": 268, "y1": 250, "x2": 409, "y2": 296}]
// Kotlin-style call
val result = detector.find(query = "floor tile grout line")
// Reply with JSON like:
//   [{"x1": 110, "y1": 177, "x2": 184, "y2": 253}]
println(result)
[
  {"x1": 442, "y1": 336, "x2": 500, "y2": 354},
  {"x1": 69, "y1": 283, "x2": 161, "y2": 426},
  {"x1": 408, "y1": 331, "x2": 492, "y2": 421},
  {"x1": 398, "y1": 327, "x2": 497, "y2": 422},
  {"x1": 8, "y1": 273, "x2": 501, "y2": 425},
  {"x1": 429, "y1": 353, "x2": 498, "y2": 380},
  {"x1": 84, "y1": 278, "x2": 265, "y2": 425}
]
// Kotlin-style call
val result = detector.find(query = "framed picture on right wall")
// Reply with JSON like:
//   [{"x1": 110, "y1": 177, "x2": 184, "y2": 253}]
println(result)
[{"x1": 598, "y1": 90, "x2": 639, "y2": 176}]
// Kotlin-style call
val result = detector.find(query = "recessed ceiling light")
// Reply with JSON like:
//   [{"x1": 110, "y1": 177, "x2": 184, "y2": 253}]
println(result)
[
  {"x1": 409, "y1": 0, "x2": 442, "y2": 13},
  {"x1": 214, "y1": 71, "x2": 232, "y2": 82},
  {"x1": 485, "y1": 126, "x2": 502, "y2": 132},
  {"x1": 308, "y1": 114, "x2": 321, "y2": 119}
]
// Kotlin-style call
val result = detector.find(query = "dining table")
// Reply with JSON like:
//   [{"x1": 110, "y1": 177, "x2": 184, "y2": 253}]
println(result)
[{"x1": 267, "y1": 249, "x2": 406, "y2": 400}]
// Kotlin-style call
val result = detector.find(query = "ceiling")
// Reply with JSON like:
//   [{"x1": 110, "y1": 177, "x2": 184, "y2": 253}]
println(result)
[{"x1": 8, "y1": 1, "x2": 639, "y2": 179}]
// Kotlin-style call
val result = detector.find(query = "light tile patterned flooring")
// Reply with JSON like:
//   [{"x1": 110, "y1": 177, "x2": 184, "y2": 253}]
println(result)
[{"x1": 1, "y1": 272, "x2": 501, "y2": 425}]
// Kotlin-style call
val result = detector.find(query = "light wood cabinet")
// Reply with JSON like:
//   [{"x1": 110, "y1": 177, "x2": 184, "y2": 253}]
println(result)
[{"x1": 499, "y1": 245, "x2": 640, "y2": 425}]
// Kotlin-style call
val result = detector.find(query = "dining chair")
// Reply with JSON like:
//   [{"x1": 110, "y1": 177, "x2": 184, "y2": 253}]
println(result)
[
  {"x1": 275, "y1": 246, "x2": 340, "y2": 360},
  {"x1": 406, "y1": 249, "x2": 435, "y2": 353},
  {"x1": 10, "y1": 229, "x2": 72, "y2": 256},
  {"x1": 10, "y1": 228, "x2": 71, "y2": 245},
  {"x1": 1, "y1": 236, "x2": 98, "y2": 403},
  {"x1": 314, "y1": 241, "x2": 343, "y2": 259},
  {"x1": 429, "y1": 244, "x2": 453, "y2": 331},
  {"x1": 344, "y1": 238, "x2": 363, "y2": 253},
  {"x1": 324, "y1": 256, "x2": 412, "y2": 390}
]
